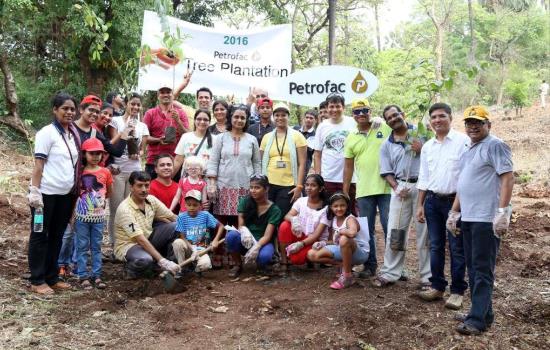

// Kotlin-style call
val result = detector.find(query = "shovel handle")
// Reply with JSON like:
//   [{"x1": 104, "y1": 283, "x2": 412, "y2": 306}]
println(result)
[{"x1": 177, "y1": 238, "x2": 225, "y2": 268}]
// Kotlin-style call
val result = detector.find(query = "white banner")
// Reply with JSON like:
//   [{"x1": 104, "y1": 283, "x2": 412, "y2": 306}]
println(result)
[{"x1": 138, "y1": 11, "x2": 292, "y2": 97}]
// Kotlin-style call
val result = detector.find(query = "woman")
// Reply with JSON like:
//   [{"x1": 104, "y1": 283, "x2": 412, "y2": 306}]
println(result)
[
  {"x1": 93, "y1": 103, "x2": 116, "y2": 141},
  {"x1": 260, "y1": 102, "x2": 307, "y2": 216},
  {"x1": 174, "y1": 109, "x2": 213, "y2": 176},
  {"x1": 206, "y1": 104, "x2": 261, "y2": 224},
  {"x1": 208, "y1": 100, "x2": 229, "y2": 136},
  {"x1": 108, "y1": 93, "x2": 149, "y2": 248},
  {"x1": 27, "y1": 92, "x2": 81, "y2": 294},
  {"x1": 212, "y1": 175, "x2": 282, "y2": 277}
]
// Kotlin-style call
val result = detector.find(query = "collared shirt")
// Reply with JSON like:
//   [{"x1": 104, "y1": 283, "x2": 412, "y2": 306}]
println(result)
[
  {"x1": 379, "y1": 124, "x2": 421, "y2": 180},
  {"x1": 457, "y1": 135, "x2": 513, "y2": 222},
  {"x1": 247, "y1": 121, "x2": 274, "y2": 147},
  {"x1": 417, "y1": 129, "x2": 470, "y2": 194},
  {"x1": 294, "y1": 125, "x2": 316, "y2": 164},
  {"x1": 143, "y1": 105, "x2": 190, "y2": 164},
  {"x1": 114, "y1": 195, "x2": 177, "y2": 261}
]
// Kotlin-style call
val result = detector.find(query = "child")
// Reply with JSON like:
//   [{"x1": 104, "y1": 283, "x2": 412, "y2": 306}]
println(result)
[
  {"x1": 307, "y1": 192, "x2": 370, "y2": 290},
  {"x1": 74, "y1": 138, "x2": 113, "y2": 290},
  {"x1": 279, "y1": 174, "x2": 329, "y2": 268},
  {"x1": 170, "y1": 156, "x2": 208, "y2": 213},
  {"x1": 175, "y1": 190, "x2": 224, "y2": 273}
]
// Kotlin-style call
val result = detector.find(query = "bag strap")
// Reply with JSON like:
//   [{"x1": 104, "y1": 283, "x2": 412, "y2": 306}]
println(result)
[{"x1": 194, "y1": 134, "x2": 207, "y2": 156}]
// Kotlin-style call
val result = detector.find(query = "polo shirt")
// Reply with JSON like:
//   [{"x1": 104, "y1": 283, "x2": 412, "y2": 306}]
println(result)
[
  {"x1": 247, "y1": 121, "x2": 274, "y2": 147},
  {"x1": 143, "y1": 106, "x2": 190, "y2": 164},
  {"x1": 379, "y1": 124, "x2": 421, "y2": 180},
  {"x1": 344, "y1": 123, "x2": 392, "y2": 198},
  {"x1": 457, "y1": 135, "x2": 513, "y2": 223},
  {"x1": 114, "y1": 195, "x2": 177, "y2": 261},
  {"x1": 34, "y1": 122, "x2": 79, "y2": 195}
]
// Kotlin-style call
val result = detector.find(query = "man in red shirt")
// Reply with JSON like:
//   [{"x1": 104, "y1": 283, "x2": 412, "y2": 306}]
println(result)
[
  {"x1": 149, "y1": 154, "x2": 178, "y2": 210},
  {"x1": 143, "y1": 85, "x2": 189, "y2": 180}
]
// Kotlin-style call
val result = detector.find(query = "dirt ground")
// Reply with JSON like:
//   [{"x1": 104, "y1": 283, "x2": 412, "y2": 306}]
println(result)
[{"x1": 0, "y1": 105, "x2": 549, "y2": 349}]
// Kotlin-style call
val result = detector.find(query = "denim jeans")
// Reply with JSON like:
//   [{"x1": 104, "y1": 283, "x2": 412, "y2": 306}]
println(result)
[
  {"x1": 58, "y1": 224, "x2": 76, "y2": 267},
  {"x1": 462, "y1": 221, "x2": 499, "y2": 330},
  {"x1": 357, "y1": 194, "x2": 391, "y2": 272},
  {"x1": 225, "y1": 230, "x2": 274, "y2": 268},
  {"x1": 424, "y1": 193, "x2": 467, "y2": 294},
  {"x1": 74, "y1": 220, "x2": 104, "y2": 279}
]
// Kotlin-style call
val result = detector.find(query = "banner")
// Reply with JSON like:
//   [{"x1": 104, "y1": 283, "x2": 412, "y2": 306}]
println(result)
[{"x1": 138, "y1": 11, "x2": 292, "y2": 97}]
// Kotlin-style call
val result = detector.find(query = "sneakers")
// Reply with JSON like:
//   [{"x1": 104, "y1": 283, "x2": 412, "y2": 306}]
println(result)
[
  {"x1": 445, "y1": 294, "x2": 463, "y2": 310},
  {"x1": 228, "y1": 265, "x2": 242, "y2": 278},
  {"x1": 330, "y1": 273, "x2": 353, "y2": 290},
  {"x1": 418, "y1": 287, "x2": 444, "y2": 301},
  {"x1": 456, "y1": 323, "x2": 482, "y2": 336}
]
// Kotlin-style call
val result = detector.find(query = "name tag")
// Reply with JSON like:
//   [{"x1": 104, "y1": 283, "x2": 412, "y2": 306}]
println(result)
[{"x1": 276, "y1": 161, "x2": 287, "y2": 168}]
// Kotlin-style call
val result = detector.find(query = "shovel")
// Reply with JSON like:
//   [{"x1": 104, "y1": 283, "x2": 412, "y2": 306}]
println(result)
[
  {"x1": 160, "y1": 239, "x2": 225, "y2": 292},
  {"x1": 390, "y1": 151, "x2": 414, "y2": 252}
]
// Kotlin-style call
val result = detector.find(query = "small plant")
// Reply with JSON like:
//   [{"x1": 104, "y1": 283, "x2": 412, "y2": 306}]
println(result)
[
  {"x1": 517, "y1": 171, "x2": 533, "y2": 184},
  {"x1": 504, "y1": 81, "x2": 529, "y2": 117}
]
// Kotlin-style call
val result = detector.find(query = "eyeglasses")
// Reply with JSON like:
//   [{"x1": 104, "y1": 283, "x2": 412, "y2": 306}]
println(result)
[
  {"x1": 195, "y1": 117, "x2": 210, "y2": 122},
  {"x1": 255, "y1": 94, "x2": 267, "y2": 99},
  {"x1": 352, "y1": 108, "x2": 370, "y2": 116},
  {"x1": 464, "y1": 119, "x2": 487, "y2": 127}
]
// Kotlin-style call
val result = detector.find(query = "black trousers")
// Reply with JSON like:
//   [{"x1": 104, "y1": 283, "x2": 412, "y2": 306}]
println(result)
[
  {"x1": 268, "y1": 184, "x2": 295, "y2": 217},
  {"x1": 28, "y1": 193, "x2": 75, "y2": 286}
]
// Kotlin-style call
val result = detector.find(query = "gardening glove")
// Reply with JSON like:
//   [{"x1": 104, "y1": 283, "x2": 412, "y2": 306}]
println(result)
[
  {"x1": 158, "y1": 258, "x2": 181, "y2": 275},
  {"x1": 239, "y1": 226, "x2": 256, "y2": 249},
  {"x1": 446, "y1": 210, "x2": 461, "y2": 237},
  {"x1": 207, "y1": 183, "x2": 218, "y2": 203},
  {"x1": 371, "y1": 116, "x2": 384, "y2": 129},
  {"x1": 244, "y1": 243, "x2": 261, "y2": 265},
  {"x1": 286, "y1": 241, "x2": 305, "y2": 256},
  {"x1": 333, "y1": 229, "x2": 341, "y2": 245},
  {"x1": 27, "y1": 186, "x2": 43, "y2": 208},
  {"x1": 493, "y1": 207, "x2": 511, "y2": 237},
  {"x1": 394, "y1": 184, "x2": 410, "y2": 200},
  {"x1": 312, "y1": 241, "x2": 326, "y2": 250},
  {"x1": 291, "y1": 216, "x2": 303, "y2": 237}
]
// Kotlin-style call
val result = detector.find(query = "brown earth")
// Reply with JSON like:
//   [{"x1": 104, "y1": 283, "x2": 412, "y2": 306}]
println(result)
[{"x1": 0, "y1": 105, "x2": 549, "y2": 349}]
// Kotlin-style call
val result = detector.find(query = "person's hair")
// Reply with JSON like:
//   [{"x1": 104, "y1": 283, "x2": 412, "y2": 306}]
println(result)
[
  {"x1": 382, "y1": 105, "x2": 403, "y2": 119},
  {"x1": 305, "y1": 174, "x2": 328, "y2": 206},
  {"x1": 101, "y1": 102, "x2": 114, "y2": 112},
  {"x1": 105, "y1": 92, "x2": 117, "y2": 104},
  {"x1": 243, "y1": 174, "x2": 270, "y2": 223},
  {"x1": 304, "y1": 109, "x2": 318, "y2": 127},
  {"x1": 227, "y1": 104, "x2": 251, "y2": 131},
  {"x1": 212, "y1": 99, "x2": 229, "y2": 119},
  {"x1": 183, "y1": 155, "x2": 205, "y2": 172},
  {"x1": 154, "y1": 153, "x2": 174, "y2": 167},
  {"x1": 125, "y1": 92, "x2": 142, "y2": 104},
  {"x1": 326, "y1": 93, "x2": 345, "y2": 107},
  {"x1": 196, "y1": 87, "x2": 213, "y2": 99},
  {"x1": 129, "y1": 170, "x2": 151, "y2": 185},
  {"x1": 326, "y1": 191, "x2": 352, "y2": 221},
  {"x1": 319, "y1": 100, "x2": 328, "y2": 110},
  {"x1": 194, "y1": 109, "x2": 213, "y2": 148},
  {"x1": 52, "y1": 92, "x2": 77, "y2": 110},
  {"x1": 184, "y1": 196, "x2": 201, "y2": 205},
  {"x1": 428, "y1": 102, "x2": 452, "y2": 116}
]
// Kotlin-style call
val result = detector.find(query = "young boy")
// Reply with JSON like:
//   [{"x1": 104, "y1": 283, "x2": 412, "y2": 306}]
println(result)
[{"x1": 175, "y1": 190, "x2": 224, "y2": 272}]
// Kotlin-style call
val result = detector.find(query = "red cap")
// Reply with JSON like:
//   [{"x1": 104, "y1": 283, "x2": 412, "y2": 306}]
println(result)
[
  {"x1": 81, "y1": 138, "x2": 106, "y2": 152},
  {"x1": 257, "y1": 97, "x2": 273, "y2": 107},
  {"x1": 80, "y1": 95, "x2": 102, "y2": 107}
]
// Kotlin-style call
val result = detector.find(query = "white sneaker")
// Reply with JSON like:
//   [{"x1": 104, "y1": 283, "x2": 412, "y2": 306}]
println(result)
[{"x1": 445, "y1": 294, "x2": 463, "y2": 310}]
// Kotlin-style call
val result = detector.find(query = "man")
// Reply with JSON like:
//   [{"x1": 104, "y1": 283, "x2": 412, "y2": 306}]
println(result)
[
  {"x1": 342, "y1": 99, "x2": 392, "y2": 276},
  {"x1": 318, "y1": 100, "x2": 329, "y2": 123},
  {"x1": 247, "y1": 87, "x2": 269, "y2": 124},
  {"x1": 447, "y1": 106, "x2": 513, "y2": 335},
  {"x1": 114, "y1": 171, "x2": 189, "y2": 279},
  {"x1": 143, "y1": 85, "x2": 189, "y2": 180},
  {"x1": 416, "y1": 102, "x2": 470, "y2": 310},
  {"x1": 149, "y1": 154, "x2": 179, "y2": 209},
  {"x1": 106, "y1": 91, "x2": 125, "y2": 116},
  {"x1": 247, "y1": 97, "x2": 274, "y2": 146},
  {"x1": 294, "y1": 109, "x2": 317, "y2": 181},
  {"x1": 540, "y1": 80, "x2": 549, "y2": 109},
  {"x1": 196, "y1": 87, "x2": 213, "y2": 110},
  {"x1": 375, "y1": 105, "x2": 430, "y2": 287}
]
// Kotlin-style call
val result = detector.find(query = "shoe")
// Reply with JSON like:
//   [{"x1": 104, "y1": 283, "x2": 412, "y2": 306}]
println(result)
[
  {"x1": 50, "y1": 281, "x2": 71, "y2": 291},
  {"x1": 228, "y1": 265, "x2": 242, "y2": 278},
  {"x1": 354, "y1": 268, "x2": 376, "y2": 279},
  {"x1": 445, "y1": 294, "x2": 463, "y2": 310},
  {"x1": 372, "y1": 276, "x2": 394, "y2": 288},
  {"x1": 30, "y1": 284, "x2": 54, "y2": 295},
  {"x1": 454, "y1": 313, "x2": 492, "y2": 330},
  {"x1": 122, "y1": 268, "x2": 139, "y2": 280},
  {"x1": 456, "y1": 322, "x2": 482, "y2": 336},
  {"x1": 399, "y1": 269, "x2": 410, "y2": 281},
  {"x1": 330, "y1": 273, "x2": 353, "y2": 290},
  {"x1": 79, "y1": 279, "x2": 93, "y2": 290},
  {"x1": 418, "y1": 287, "x2": 444, "y2": 301},
  {"x1": 93, "y1": 278, "x2": 106, "y2": 290}
]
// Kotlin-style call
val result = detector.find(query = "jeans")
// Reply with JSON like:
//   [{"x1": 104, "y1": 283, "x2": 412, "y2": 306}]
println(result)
[
  {"x1": 74, "y1": 220, "x2": 104, "y2": 279},
  {"x1": 357, "y1": 194, "x2": 391, "y2": 272},
  {"x1": 58, "y1": 224, "x2": 76, "y2": 267},
  {"x1": 424, "y1": 193, "x2": 467, "y2": 294},
  {"x1": 225, "y1": 230, "x2": 274, "y2": 268},
  {"x1": 462, "y1": 221, "x2": 499, "y2": 330}
]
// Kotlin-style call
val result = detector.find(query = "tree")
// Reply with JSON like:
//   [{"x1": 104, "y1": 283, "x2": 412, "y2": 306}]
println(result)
[{"x1": 366, "y1": 0, "x2": 385, "y2": 52}]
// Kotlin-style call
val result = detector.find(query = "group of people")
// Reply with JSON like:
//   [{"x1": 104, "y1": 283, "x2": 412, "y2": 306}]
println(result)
[{"x1": 26, "y1": 80, "x2": 513, "y2": 336}]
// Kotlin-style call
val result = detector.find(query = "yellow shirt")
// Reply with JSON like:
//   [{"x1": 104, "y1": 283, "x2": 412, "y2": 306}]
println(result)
[
  {"x1": 114, "y1": 195, "x2": 177, "y2": 261},
  {"x1": 260, "y1": 129, "x2": 307, "y2": 186}
]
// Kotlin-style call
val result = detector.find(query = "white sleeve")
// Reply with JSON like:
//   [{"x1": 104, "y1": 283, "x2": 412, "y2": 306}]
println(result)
[
  {"x1": 416, "y1": 143, "x2": 429, "y2": 191},
  {"x1": 34, "y1": 127, "x2": 53, "y2": 159},
  {"x1": 313, "y1": 125, "x2": 323, "y2": 151}
]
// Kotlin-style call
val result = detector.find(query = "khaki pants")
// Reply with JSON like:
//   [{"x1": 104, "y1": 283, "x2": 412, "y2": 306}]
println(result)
[
  {"x1": 172, "y1": 239, "x2": 212, "y2": 272},
  {"x1": 108, "y1": 172, "x2": 131, "y2": 248}
]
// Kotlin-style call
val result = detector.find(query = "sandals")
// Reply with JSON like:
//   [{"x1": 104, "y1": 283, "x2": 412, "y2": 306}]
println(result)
[
  {"x1": 93, "y1": 278, "x2": 106, "y2": 290},
  {"x1": 79, "y1": 279, "x2": 93, "y2": 290},
  {"x1": 372, "y1": 276, "x2": 393, "y2": 288},
  {"x1": 228, "y1": 265, "x2": 242, "y2": 278},
  {"x1": 30, "y1": 284, "x2": 54, "y2": 295},
  {"x1": 330, "y1": 273, "x2": 353, "y2": 290}
]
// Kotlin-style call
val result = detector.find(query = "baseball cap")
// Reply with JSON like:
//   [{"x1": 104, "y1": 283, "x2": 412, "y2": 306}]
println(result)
[
  {"x1": 257, "y1": 97, "x2": 273, "y2": 107},
  {"x1": 351, "y1": 98, "x2": 370, "y2": 109},
  {"x1": 185, "y1": 189, "x2": 202, "y2": 201},
  {"x1": 81, "y1": 138, "x2": 106, "y2": 152},
  {"x1": 80, "y1": 95, "x2": 102, "y2": 107},
  {"x1": 463, "y1": 106, "x2": 490, "y2": 121},
  {"x1": 158, "y1": 84, "x2": 173, "y2": 91},
  {"x1": 273, "y1": 102, "x2": 290, "y2": 114}
]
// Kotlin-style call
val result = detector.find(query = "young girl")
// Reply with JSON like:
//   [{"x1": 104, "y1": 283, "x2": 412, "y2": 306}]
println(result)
[
  {"x1": 170, "y1": 156, "x2": 208, "y2": 213},
  {"x1": 307, "y1": 192, "x2": 370, "y2": 290},
  {"x1": 74, "y1": 138, "x2": 113, "y2": 290},
  {"x1": 279, "y1": 174, "x2": 329, "y2": 269}
]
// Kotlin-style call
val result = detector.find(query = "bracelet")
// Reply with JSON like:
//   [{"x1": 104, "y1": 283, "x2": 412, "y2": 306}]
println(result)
[{"x1": 295, "y1": 184, "x2": 303, "y2": 189}]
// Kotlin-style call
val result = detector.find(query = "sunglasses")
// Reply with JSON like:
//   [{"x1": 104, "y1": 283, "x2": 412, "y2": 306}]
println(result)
[
  {"x1": 464, "y1": 119, "x2": 487, "y2": 127},
  {"x1": 352, "y1": 108, "x2": 370, "y2": 116},
  {"x1": 250, "y1": 174, "x2": 268, "y2": 181}
]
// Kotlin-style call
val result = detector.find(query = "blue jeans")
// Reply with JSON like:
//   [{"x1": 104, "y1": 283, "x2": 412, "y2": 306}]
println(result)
[
  {"x1": 58, "y1": 224, "x2": 76, "y2": 267},
  {"x1": 74, "y1": 220, "x2": 104, "y2": 279},
  {"x1": 225, "y1": 230, "x2": 274, "y2": 268},
  {"x1": 462, "y1": 221, "x2": 499, "y2": 330},
  {"x1": 357, "y1": 194, "x2": 390, "y2": 271},
  {"x1": 424, "y1": 193, "x2": 467, "y2": 294}
]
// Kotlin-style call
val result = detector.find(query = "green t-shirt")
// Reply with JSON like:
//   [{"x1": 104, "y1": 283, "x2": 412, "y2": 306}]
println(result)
[
  {"x1": 237, "y1": 197, "x2": 282, "y2": 241},
  {"x1": 344, "y1": 124, "x2": 392, "y2": 198}
]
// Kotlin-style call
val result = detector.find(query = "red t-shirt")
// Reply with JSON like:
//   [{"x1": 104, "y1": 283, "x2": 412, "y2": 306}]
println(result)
[
  {"x1": 143, "y1": 105, "x2": 189, "y2": 164},
  {"x1": 149, "y1": 178, "x2": 178, "y2": 209},
  {"x1": 178, "y1": 177, "x2": 206, "y2": 212}
]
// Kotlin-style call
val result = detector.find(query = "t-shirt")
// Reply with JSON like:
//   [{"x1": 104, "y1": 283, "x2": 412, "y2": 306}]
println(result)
[
  {"x1": 260, "y1": 129, "x2": 307, "y2": 186},
  {"x1": 379, "y1": 125, "x2": 421, "y2": 180},
  {"x1": 178, "y1": 177, "x2": 206, "y2": 212},
  {"x1": 237, "y1": 197, "x2": 282, "y2": 241},
  {"x1": 75, "y1": 167, "x2": 113, "y2": 223},
  {"x1": 457, "y1": 135, "x2": 513, "y2": 222},
  {"x1": 175, "y1": 211, "x2": 218, "y2": 247},
  {"x1": 149, "y1": 179, "x2": 178, "y2": 209},
  {"x1": 174, "y1": 132, "x2": 212, "y2": 166},
  {"x1": 247, "y1": 121, "x2": 274, "y2": 147},
  {"x1": 143, "y1": 105, "x2": 189, "y2": 164},
  {"x1": 111, "y1": 116, "x2": 150, "y2": 173},
  {"x1": 313, "y1": 116, "x2": 357, "y2": 183},
  {"x1": 344, "y1": 124, "x2": 393, "y2": 198},
  {"x1": 291, "y1": 197, "x2": 329, "y2": 241}
]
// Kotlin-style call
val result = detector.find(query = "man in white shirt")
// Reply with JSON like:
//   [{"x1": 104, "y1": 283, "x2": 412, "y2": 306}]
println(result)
[
  {"x1": 540, "y1": 80, "x2": 549, "y2": 109},
  {"x1": 416, "y1": 103, "x2": 470, "y2": 310}
]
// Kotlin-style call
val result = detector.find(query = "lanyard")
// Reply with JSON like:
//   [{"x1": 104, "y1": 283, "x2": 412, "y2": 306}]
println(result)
[{"x1": 275, "y1": 130, "x2": 287, "y2": 160}]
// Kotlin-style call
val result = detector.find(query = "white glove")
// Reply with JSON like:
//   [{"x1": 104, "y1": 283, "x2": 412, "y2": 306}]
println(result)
[
  {"x1": 27, "y1": 186, "x2": 43, "y2": 208},
  {"x1": 207, "y1": 183, "x2": 217, "y2": 202},
  {"x1": 286, "y1": 241, "x2": 304, "y2": 256},
  {"x1": 312, "y1": 241, "x2": 326, "y2": 250},
  {"x1": 239, "y1": 226, "x2": 256, "y2": 249},
  {"x1": 446, "y1": 210, "x2": 461, "y2": 237},
  {"x1": 371, "y1": 116, "x2": 384, "y2": 129},
  {"x1": 333, "y1": 229, "x2": 341, "y2": 245},
  {"x1": 158, "y1": 258, "x2": 181, "y2": 274},
  {"x1": 290, "y1": 216, "x2": 303, "y2": 237},
  {"x1": 244, "y1": 243, "x2": 261, "y2": 265},
  {"x1": 394, "y1": 184, "x2": 410, "y2": 200},
  {"x1": 189, "y1": 249, "x2": 199, "y2": 262},
  {"x1": 493, "y1": 207, "x2": 511, "y2": 237}
]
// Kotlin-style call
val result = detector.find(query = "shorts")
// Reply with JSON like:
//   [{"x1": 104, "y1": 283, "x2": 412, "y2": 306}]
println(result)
[{"x1": 325, "y1": 244, "x2": 369, "y2": 265}]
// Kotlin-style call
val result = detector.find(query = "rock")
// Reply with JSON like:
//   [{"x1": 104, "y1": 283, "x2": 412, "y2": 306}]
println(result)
[
  {"x1": 92, "y1": 311, "x2": 108, "y2": 317},
  {"x1": 209, "y1": 306, "x2": 228, "y2": 313}
]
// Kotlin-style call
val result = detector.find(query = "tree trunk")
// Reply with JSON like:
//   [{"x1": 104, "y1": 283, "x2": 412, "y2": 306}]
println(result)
[
  {"x1": 79, "y1": 44, "x2": 107, "y2": 95},
  {"x1": 0, "y1": 50, "x2": 29, "y2": 137},
  {"x1": 467, "y1": 0, "x2": 477, "y2": 67},
  {"x1": 374, "y1": 3, "x2": 381, "y2": 52},
  {"x1": 328, "y1": 0, "x2": 336, "y2": 65},
  {"x1": 496, "y1": 61, "x2": 506, "y2": 106},
  {"x1": 434, "y1": 24, "x2": 444, "y2": 102}
]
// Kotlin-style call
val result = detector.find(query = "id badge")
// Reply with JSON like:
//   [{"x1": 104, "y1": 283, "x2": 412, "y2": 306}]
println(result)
[{"x1": 276, "y1": 160, "x2": 286, "y2": 168}]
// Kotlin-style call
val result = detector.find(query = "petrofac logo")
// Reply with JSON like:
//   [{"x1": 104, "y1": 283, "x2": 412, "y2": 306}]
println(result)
[{"x1": 351, "y1": 71, "x2": 368, "y2": 93}]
